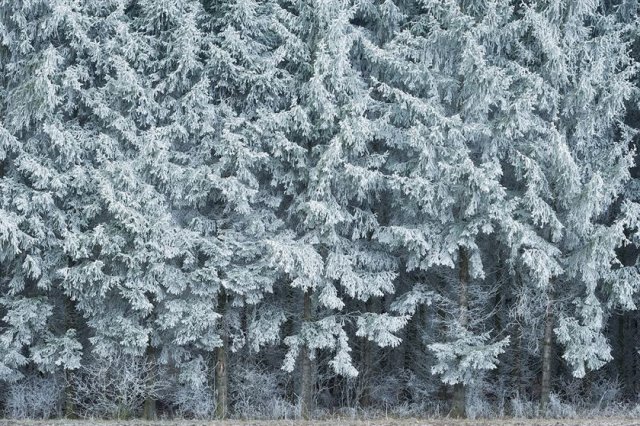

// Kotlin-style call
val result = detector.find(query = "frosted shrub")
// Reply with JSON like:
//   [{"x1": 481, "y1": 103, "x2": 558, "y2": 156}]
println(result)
[
  {"x1": 546, "y1": 393, "x2": 577, "y2": 418},
  {"x1": 405, "y1": 371, "x2": 437, "y2": 402},
  {"x1": 589, "y1": 377, "x2": 622, "y2": 410},
  {"x1": 510, "y1": 394, "x2": 538, "y2": 418},
  {"x1": 555, "y1": 375, "x2": 623, "y2": 413},
  {"x1": 230, "y1": 365, "x2": 294, "y2": 419},
  {"x1": 5, "y1": 375, "x2": 62, "y2": 419},
  {"x1": 629, "y1": 403, "x2": 640, "y2": 417},
  {"x1": 466, "y1": 383, "x2": 497, "y2": 420},
  {"x1": 69, "y1": 353, "x2": 168, "y2": 419},
  {"x1": 171, "y1": 383, "x2": 215, "y2": 419},
  {"x1": 388, "y1": 402, "x2": 429, "y2": 418},
  {"x1": 367, "y1": 369, "x2": 435, "y2": 416},
  {"x1": 330, "y1": 376, "x2": 360, "y2": 411},
  {"x1": 370, "y1": 374, "x2": 403, "y2": 407}
]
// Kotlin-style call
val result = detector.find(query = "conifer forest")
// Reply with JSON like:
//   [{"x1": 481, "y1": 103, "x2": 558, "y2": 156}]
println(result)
[{"x1": 1, "y1": 0, "x2": 640, "y2": 422}]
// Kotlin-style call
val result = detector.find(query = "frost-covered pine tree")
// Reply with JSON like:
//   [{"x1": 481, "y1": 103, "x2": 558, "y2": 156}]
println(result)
[
  {"x1": 261, "y1": 0, "x2": 408, "y2": 418},
  {"x1": 126, "y1": 0, "x2": 293, "y2": 418},
  {"x1": 1, "y1": 0, "x2": 639, "y2": 420},
  {"x1": 500, "y1": 0, "x2": 639, "y2": 408},
  {"x1": 363, "y1": 0, "x2": 516, "y2": 416},
  {"x1": 53, "y1": 1, "x2": 164, "y2": 360},
  {"x1": 363, "y1": 0, "x2": 638, "y2": 416},
  {"x1": 0, "y1": 0, "x2": 85, "y2": 386}
]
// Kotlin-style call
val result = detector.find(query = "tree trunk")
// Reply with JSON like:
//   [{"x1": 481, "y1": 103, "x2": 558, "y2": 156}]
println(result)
[
  {"x1": 360, "y1": 337, "x2": 372, "y2": 407},
  {"x1": 627, "y1": 312, "x2": 640, "y2": 395},
  {"x1": 300, "y1": 289, "x2": 313, "y2": 420},
  {"x1": 360, "y1": 298, "x2": 376, "y2": 407},
  {"x1": 143, "y1": 346, "x2": 157, "y2": 420},
  {"x1": 539, "y1": 294, "x2": 554, "y2": 411},
  {"x1": 451, "y1": 246, "x2": 469, "y2": 418},
  {"x1": 616, "y1": 313, "x2": 626, "y2": 397},
  {"x1": 493, "y1": 255, "x2": 507, "y2": 415},
  {"x1": 215, "y1": 290, "x2": 229, "y2": 419},
  {"x1": 64, "y1": 371, "x2": 76, "y2": 419},
  {"x1": 63, "y1": 295, "x2": 77, "y2": 419},
  {"x1": 283, "y1": 285, "x2": 296, "y2": 401},
  {"x1": 435, "y1": 276, "x2": 449, "y2": 403}
]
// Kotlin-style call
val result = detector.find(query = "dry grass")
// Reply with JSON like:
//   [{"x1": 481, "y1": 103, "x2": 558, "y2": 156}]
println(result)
[{"x1": 0, "y1": 418, "x2": 640, "y2": 426}]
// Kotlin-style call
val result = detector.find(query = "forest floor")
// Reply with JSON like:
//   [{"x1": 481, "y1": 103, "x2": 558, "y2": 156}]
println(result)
[{"x1": 1, "y1": 418, "x2": 640, "y2": 426}]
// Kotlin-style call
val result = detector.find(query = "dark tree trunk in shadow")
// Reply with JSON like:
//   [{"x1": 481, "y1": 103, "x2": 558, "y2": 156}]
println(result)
[
  {"x1": 539, "y1": 293, "x2": 554, "y2": 411},
  {"x1": 64, "y1": 295, "x2": 77, "y2": 419},
  {"x1": 360, "y1": 298, "x2": 376, "y2": 407},
  {"x1": 300, "y1": 289, "x2": 313, "y2": 420},
  {"x1": 143, "y1": 346, "x2": 157, "y2": 420},
  {"x1": 215, "y1": 289, "x2": 229, "y2": 419},
  {"x1": 451, "y1": 246, "x2": 469, "y2": 418}
]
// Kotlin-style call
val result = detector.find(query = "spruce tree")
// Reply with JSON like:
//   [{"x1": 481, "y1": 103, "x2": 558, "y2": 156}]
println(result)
[
  {"x1": 0, "y1": 0, "x2": 88, "y2": 383},
  {"x1": 263, "y1": 0, "x2": 406, "y2": 418}
]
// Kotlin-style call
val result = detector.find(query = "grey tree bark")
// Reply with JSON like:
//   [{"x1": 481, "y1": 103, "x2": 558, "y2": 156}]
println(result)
[
  {"x1": 300, "y1": 289, "x2": 314, "y2": 420},
  {"x1": 215, "y1": 289, "x2": 229, "y2": 419},
  {"x1": 451, "y1": 246, "x2": 469, "y2": 418},
  {"x1": 360, "y1": 297, "x2": 376, "y2": 407},
  {"x1": 143, "y1": 346, "x2": 157, "y2": 420},
  {"x1": 539, "y1": 293, "x2": 554, "y2": 410},
  {"x1": 64, "y1": 295, "x2": 77, "y2": 419}
]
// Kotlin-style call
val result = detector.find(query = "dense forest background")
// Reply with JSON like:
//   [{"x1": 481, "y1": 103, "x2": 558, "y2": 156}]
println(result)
[{"x1": 1, "y1": 0, "x2": 640, "y2": 420}]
